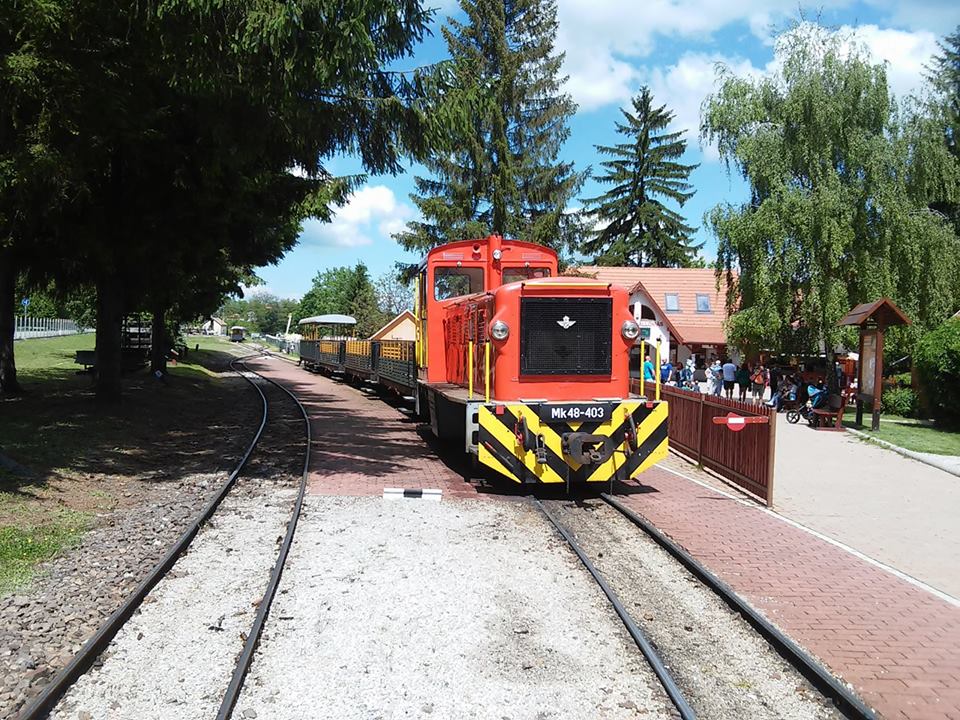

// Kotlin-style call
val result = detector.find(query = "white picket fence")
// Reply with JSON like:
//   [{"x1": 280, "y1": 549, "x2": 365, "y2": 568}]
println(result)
[{"x1": 13, "y1": 316, "x2": 89, "y2": 340}]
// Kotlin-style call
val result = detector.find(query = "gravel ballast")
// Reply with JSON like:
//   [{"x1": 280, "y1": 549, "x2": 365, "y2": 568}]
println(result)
[
  {"x1": 47, "y1": 369, "x2": 307, "y2": 719},
  {"x1": 0, "y1": 471, "x2": 228, "y2": 718},
  {"x1": 49, "y1": 485, "x2": 298, "y2": 719},
  {"x1": 545, "y1": 499, "x2": 845, "y2": 720},
  {"x1": 235, "y1": 495, "x2": 676, "y2": 720}
]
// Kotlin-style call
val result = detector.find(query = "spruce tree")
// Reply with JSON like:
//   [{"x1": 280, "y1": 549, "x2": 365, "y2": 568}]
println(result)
[
  {"x1": 582, "y1": 87, "x2": 701, "y2": 267},
  {"x1": 395, "y1": 0, "x2": 584, "y2": 254}
]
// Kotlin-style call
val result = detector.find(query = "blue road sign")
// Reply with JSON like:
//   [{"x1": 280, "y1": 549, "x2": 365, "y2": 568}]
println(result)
[{"x1": 21, "y1": 298, "x2": 29, "y2": 307}]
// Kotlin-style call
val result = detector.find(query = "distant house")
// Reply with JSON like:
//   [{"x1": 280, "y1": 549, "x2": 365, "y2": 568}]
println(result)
[
  {"x1": 202, "y1": 316, "x2": 226, "y2": 336},
  {"x1": 574, "y1": 267, "x2": 734, "y2": 366},
  {"x1": 370, "y1": 310, "x2": 416, "y2": 341}
]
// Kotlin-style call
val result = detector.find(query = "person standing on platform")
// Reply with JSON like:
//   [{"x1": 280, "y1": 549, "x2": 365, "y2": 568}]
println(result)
[
  {"x1": 721, "y1": 358, "x2": 737, "y2": 399},
  {"x1": 769, "y1": 365, "x2": 781, "y2": 397},
  {"x1": 736, "y1": 363, "x2": 751, "y2": 402},
  {"x1": 751, "y1": 363, "x2": 768, "y2": 403},
  {"x1": 643, "y1": 353, "x2": 656, "y2": 389}
]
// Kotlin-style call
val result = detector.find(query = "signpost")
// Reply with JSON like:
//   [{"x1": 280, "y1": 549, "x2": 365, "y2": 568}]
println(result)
[{"x1": 838, "y1": 298, "x2": 911, "y2": 431}]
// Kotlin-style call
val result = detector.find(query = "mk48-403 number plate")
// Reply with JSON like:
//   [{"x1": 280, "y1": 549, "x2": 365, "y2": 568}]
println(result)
[{"x1": 537, "y1": 403, "x2": 612, "y2": 423}]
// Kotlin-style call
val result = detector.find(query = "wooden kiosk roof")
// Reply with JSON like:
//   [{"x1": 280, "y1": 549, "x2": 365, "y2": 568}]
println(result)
[{"x1": 838, "y1": 298, "x2": 911, "y2": 328}]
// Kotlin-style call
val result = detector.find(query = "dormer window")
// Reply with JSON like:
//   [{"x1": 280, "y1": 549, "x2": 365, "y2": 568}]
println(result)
[
  {"x1": 696, "y1": 294, "x2": 711, "y2": 313},
  {"x1": 664, "y1": 293, "x2": 680, "y2": 312}
]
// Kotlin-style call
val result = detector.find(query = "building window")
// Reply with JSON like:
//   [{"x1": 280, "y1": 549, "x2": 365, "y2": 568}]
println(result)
[
  {"x1": 664, "y1": 293, "x2": 680, "y2": 312},
  {"x1": 639, "y1": 304, "x2": 656, "y2": 320},
  {"x1": 696, "y1": 294, "x2": 711, "y2": 313}
]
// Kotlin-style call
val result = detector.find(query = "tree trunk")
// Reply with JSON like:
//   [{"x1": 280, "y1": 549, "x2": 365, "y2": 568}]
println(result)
[
  {"x1": 150, "y1": 306, "x2": 166, "y2": 375},
  {"x1": 95, "y1": 275, "x2": 124, "y2": 402},
  {"x1": 0, "y1": 250, "x2": 21, "y2": 395}
]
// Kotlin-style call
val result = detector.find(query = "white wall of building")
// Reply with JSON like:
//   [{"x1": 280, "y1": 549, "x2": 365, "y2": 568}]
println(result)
[{"x1": 629, "y1": 288, "x2": 670, "y2": 361}]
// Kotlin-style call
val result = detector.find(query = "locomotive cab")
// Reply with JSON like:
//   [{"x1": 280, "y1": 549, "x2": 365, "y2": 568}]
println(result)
[{"x1": 416, "y1": 235, "x2": 668, "y2": 486}]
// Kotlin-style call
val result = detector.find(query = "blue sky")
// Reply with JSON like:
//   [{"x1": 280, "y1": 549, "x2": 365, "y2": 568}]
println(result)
[{"x1": 256, "y1": 0, "x2": 960, "y2": 299}]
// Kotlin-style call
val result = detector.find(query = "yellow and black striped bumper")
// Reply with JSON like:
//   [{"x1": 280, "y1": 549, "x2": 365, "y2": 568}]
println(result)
[{"x1": 477, "y1": 400, "x2": 668, "y2": 484}]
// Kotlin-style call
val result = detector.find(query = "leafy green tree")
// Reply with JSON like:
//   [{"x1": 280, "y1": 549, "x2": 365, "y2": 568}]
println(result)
[
  {"x1": 374, "y1": 270, "x2": 413, "y2": 316},
  {"x1": 395, "y1": 0, "x2": 584, "y2": 253},
  {"x1": 928, "y1": 27, "x2": 960, "y2": 239},
  {"x1": 701, "y1": 25, "x2": 960, "y2": 361},
  {"x1": 299, "y1": 267, "x2": 359, "y2": 320},
  {"x1": 915, "y1": 318, "x2": 960, "y2": 425},
  {"x1": 3, "y1": 0, "x2": 446, "y2": 399},
  {"x1": 582, "y1": 87, "x2": 701, "y2": 267},
  {"x1": 347, "y1": 264, "x2": 389, "y2": 337}
]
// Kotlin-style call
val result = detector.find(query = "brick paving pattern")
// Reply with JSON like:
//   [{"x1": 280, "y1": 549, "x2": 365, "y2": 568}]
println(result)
[
  {"x1": 617, "y1": 466, "x2": 960, "y2": 720},
  {"x1": 245, "y1": 357, "x2": 477, "y2": 498}
]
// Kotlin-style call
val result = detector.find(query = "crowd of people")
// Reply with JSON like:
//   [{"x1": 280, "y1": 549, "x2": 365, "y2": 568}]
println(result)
[{"x1": 641, "y1": 354, "x2": 820, "y2": 410}]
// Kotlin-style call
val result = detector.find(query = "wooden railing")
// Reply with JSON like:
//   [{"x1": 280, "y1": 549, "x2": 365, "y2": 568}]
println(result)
[{"x1": 634, "y1": 382, "x2": 777, "y2": 506}]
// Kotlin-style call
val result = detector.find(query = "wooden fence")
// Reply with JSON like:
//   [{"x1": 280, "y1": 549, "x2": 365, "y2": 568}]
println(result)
[{"x1": 638, "y1": 382, "x2": 777, "y2": 505}]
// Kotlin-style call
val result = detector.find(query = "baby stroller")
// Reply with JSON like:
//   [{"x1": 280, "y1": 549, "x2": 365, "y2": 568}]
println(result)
[{"x1": 790, "y1": 385, "x2": 829, "y2": 425}]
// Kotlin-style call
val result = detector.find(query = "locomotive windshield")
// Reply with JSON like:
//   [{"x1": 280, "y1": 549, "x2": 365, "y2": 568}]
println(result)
[
  {"x1": 434, "y1": 266, "x2": 484, "y2": 300},
  {"x1": 502, "y1": 267, "x2": 551, "y2": 283}
]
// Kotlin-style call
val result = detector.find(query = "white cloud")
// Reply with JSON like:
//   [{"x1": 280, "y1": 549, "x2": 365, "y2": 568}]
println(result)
[
  {"x1": 844, "y1": 25, "x2": 939, "y2": 99},
  {"x1": 554, "y1": 1, "x2": 943, "y2": 113},
  {"x1": 299, "y1": 184, "x2": 413, "y2": 249},
  {"x1": 556, "y1": 0, "x2": 832, "y2": 111}
]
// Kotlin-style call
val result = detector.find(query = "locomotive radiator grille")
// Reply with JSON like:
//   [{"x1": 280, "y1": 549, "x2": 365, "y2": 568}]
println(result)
[{"x1": 519, "y1": 297, "x2": 612, "y2": 376}]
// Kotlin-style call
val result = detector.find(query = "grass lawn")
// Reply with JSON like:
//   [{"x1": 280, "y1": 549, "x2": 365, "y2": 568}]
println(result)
[
  {"x1": 0, "y1": 332, "x2": 253, "y2": 595},
  {"x1": 843, "y1": 410, "x2": 960, "y2": 456}
]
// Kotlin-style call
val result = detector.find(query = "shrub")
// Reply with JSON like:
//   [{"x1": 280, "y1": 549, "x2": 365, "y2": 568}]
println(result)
[
  {"x1": 891, "y1": 372, "x2": 912, "y2": 388},
  {"x1": 915, "y1": 318, "x2": 960, "y2": 425},
  {"x1": 881, "y1": 387, "x2": 917, "y2": 418}
]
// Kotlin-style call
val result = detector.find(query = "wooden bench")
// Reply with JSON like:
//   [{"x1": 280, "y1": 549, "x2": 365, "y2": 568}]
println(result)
[
  {"x1": 812, "y1": 392, "x2": 847, "y2": 431},
  {"x1": 75, "y1": 350, "x2": 96, "y2": 372}
]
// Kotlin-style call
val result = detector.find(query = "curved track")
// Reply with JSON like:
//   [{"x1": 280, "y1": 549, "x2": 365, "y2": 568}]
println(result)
[{"x1": 17, "y1": 352, "x2": 311, "y2": 720}]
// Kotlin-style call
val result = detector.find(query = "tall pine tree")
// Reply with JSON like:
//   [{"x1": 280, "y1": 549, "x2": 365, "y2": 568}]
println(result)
[
  {"x1": 582, "y1": 87, "x2": 701, "y2": 267},
  {"x1": 395, "y1": 0, "x2": 584, "y2": 253}
]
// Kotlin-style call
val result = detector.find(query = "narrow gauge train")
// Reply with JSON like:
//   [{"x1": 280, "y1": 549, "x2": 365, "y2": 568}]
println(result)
[{"x1": 298, "y1": 235, "x2": 669, "y2": 486}]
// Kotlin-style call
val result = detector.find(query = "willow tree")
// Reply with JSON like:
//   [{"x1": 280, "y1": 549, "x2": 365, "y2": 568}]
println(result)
[
  {"x1": 701, "y1": 25, "x2": 960, "y2": 359},
  {"x1": 582, "y1": 87, "x2": 700, "y2": 267},
  {"x1": 395, "y1": 0, "x2": 585, "y2": 254}
]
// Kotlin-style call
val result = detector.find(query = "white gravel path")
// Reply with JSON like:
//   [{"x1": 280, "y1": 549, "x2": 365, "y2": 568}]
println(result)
[
  {"x1": 50, "y1": 484, "x2": 297, "y2": 720},
  {"x1": 235, "y1": 495, "x2": 674, "y2": 720}
]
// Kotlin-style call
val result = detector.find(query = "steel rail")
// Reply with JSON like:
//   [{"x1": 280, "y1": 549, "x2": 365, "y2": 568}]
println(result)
[
  {"x1": 216, "y1": 353, "x2": 312, "y2": 719},
  {"x1": 16, "y1": 352, "x2": 269, "y2": 720},
  {"x1": 600, "y1": 493, "x2": 877, "y2": 720},
  {"x1": 532, "y1": 498, "x2": 697, "y2": 720}
]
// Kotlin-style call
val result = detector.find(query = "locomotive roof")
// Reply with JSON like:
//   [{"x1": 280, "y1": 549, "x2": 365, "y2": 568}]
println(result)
[{"x1": 420, "y1": 236, "x2": 556, "y2": 267}]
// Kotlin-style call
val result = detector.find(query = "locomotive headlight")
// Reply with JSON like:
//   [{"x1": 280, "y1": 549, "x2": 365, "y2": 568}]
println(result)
[
  {"x1": 492, "y1": 249, "x2": 503, "y2": 261},
  {"x1": 490, "y1": 320, "x2": 510, "y2": 341},
  {"x1": 621, "y1": 320, "x2": 640, "y2": 340}
]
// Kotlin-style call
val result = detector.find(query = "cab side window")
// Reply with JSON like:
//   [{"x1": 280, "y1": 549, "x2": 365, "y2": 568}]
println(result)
[{"x1": 434, "y1": 267, "x2": 484, "y2": 300}]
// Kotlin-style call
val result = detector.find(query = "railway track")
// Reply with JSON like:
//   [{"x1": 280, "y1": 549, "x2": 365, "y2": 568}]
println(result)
[
  {"x1": 16, "y1": 353, "x2": 311, "y2": 720},
  {"x1": 536, "y1": 494, "x2": 873, "y2": 720}
]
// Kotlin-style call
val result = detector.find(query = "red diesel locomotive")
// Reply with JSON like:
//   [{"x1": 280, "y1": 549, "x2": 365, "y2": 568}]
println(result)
[{"x1": 299, "y1": 235, "x2": 668, "y2": 486}]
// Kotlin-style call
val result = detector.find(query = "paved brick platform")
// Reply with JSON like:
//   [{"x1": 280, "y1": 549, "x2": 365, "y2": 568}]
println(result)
[
  {"x1": 617, "y1": 466, "x2": 960, "y2": 720},
  {"x1": 244, "y1": 357, "x2": 477, "y2": 498}
]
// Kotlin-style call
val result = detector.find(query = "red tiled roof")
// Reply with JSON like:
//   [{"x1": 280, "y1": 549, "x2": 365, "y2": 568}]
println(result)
[{"x1": 573, "y1": 266, "x2": 732, "y2": 345}]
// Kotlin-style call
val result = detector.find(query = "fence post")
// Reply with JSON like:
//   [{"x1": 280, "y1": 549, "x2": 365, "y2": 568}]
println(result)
[
  {"x1": 695, "y1": 391, "x2": 704, "y2": 465},
  {"x1": 766, "y1": 403, "x2": 777, "y2": 507}
]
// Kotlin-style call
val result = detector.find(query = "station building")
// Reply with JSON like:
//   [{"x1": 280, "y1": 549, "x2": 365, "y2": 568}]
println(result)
[{"x1": 573, "y1": 267, "x2": 734, "y2": 366}]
